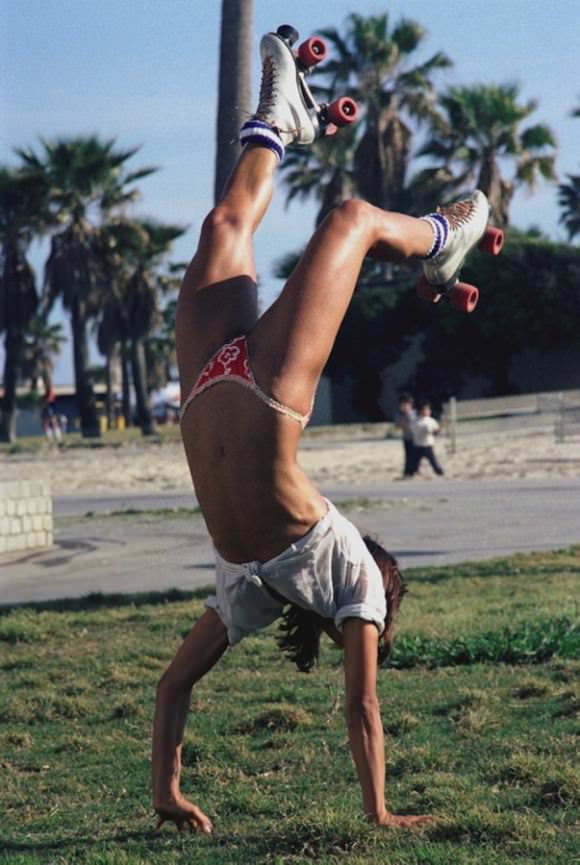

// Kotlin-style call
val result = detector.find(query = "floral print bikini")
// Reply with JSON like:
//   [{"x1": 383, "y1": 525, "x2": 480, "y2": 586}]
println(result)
[{"x1": 180, "y1": 335, "x2": 311, "y2": 428}]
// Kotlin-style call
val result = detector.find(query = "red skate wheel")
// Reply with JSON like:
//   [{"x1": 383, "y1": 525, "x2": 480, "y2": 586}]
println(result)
[
  {"x1": 450, "y1": 282, "x2": 479, "y2": 313},
  {"x1": 417, "y1": 275, "x2": 443, "y2": 304},
  {"x1": 326, "y1": 96, "x2": 359, "y2": 126},
  {"x1": 297, "y1": 36, "x2": 327, "y2": 68},
  {"x1": 478, "y1": 227, "x2": 504, "y2": 256}
]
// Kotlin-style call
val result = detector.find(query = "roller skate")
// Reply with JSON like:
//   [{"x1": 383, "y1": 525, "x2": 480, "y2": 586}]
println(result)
[
  {"x1": 241, "y1": 24, "x2": 359, "y2": 156},
  {"x1": 417, "y1": 190, "x2": 504, "y2": 313}
]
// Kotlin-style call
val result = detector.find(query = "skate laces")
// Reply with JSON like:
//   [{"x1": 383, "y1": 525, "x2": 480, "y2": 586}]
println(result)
[
  {"x1": 438, "y1": 199, "x2": 476, "y2": 231},
  {"x1": 253, "y1": 51, "x2": 304, "y2": 139},
  {"x1": 255, "y1": 55, "x2": 279, "y2": 121}
]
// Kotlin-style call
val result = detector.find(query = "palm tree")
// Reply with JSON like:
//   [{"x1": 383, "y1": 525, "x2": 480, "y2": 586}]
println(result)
[
  {"x1": 559, "y1": 176, "x2": 580, "y2": 241},
  {"x1": 100, "y1": 219, "x2": 185, "y2": 435},
  {"x1": 558, "y1": 102, "x2": 580, "y2": 241},
  {"x1": 146, "y1": 294, "x2": 180, "y2": 393},
  {"x1": 0, "y1": 168, "x2": 48, "y2": 442},
  {"x1": 17, "y1": 136, "x2": 156, "y2": 437},
  {"x1": 22, "y1": 313, "x2": 66, "y2": 397},
  {"x1": 215, "y1": 0, "x2": 253, "y2": 202},
  {"x1": 304, "y1": 13, "x2": 452, "y2": 213},
  {"x1": 282, "y1": 124, "x2": 358, "y2": 226},
  {"x1": 419, "y1": 83, "x2": 557, "y2": 227}
]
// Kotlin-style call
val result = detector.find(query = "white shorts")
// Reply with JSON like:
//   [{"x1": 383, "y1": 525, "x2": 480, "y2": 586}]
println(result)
[{"x1": 206, "y1": 501, "x2": 387, "y2": 646}]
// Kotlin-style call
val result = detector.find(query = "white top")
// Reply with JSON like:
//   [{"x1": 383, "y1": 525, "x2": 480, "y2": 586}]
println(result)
[
  {"x1": 411, "y1": 415, "x2": 440, "y2": 447},
  {"x1": 206, "y1": 501, "x2": 387, "y2": 645}
]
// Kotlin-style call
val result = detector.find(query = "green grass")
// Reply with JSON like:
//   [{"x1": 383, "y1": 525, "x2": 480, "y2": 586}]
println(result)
[{"x1": 1, "y1": 548, "x2": 579, "y2": 865}]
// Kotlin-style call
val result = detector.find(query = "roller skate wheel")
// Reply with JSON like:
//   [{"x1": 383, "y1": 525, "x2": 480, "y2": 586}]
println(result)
[
  {"x1": 276, "y1": 24, "x2": 299, "y2": 46},
  {"x1": 478, "y1": 227, "x2": 504, "y2": 256},
  {"x1": 417, "y1": 275, "x2": 443, "y2": 304},
  {"x1": 326, "y1": 97, "x2": 359, "y2": 126},
  {"x1": 297, "y1": 36, "x2": 327, "y2": 67},
  {"x1": 449, "y1": 282, "x2": 479, "y2": 313}
]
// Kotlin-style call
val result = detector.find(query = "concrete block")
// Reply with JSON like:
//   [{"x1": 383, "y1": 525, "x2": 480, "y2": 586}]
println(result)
[
  {"x1": 10, "y1": 517, "x2": 21, "y2": 535},
  {"x1": 43, "y1": 515, "x2": 52, "y2": 531},
  {"x1": 0, "y1": 498, "x2": 5, "y2": 517},
  {"x1": 21, "y1": 516, "x2": 32, "y2": 533},
  {"x1": 6, "y1": 500, "x2": 16, "y2": 516},
  {"x1": 16, "y1": 500, "x2": 27, "y2": 517},
  {"x1": 0, "y1": 536, "x2": 6, "y2": 554},
  {"x1": 32, "y1": 515, "x2": 42, "y2": 531},
  {"x1": 28, "y1": 532, "x2": 39, "y2": 548},
  {"x1": 13, "y1": 534, "x2": 26, "y2": 551}
]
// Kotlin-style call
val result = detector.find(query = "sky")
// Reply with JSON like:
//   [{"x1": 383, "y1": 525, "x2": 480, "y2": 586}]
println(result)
[{"x1": 1, "y1": 0, "x2": 579, "y2": 384}]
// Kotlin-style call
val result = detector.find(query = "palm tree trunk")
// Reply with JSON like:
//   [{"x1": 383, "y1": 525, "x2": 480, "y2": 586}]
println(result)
[
  {"x1": 214, "y1": 0, "x2": 253, "y2": 202},
  {"x1": 71, "y1": 301, "x2": 100, "y2": 437},
  {"x1": 130, "y1": 338, "x2": 155, "y2": 436},
  {"x1": 0, "y1": 330, "x2": 21, "y2": 443},
  {"x1": 477, "y1": 151, "x2": 511, "y2": 228},
  {"x1": 104, "y1": 349, "x2": 115, "y2": 430},
  {"x1": 121, "y1": 342, "x2": 132, "y2": 426}
]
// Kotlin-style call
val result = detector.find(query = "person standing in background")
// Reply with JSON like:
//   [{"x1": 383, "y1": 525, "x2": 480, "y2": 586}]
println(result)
[
  {"x1": 394, "y1": 392, "x2": 417, "y2": 479},
  {"x1": 411, "y1": 401, "x2": 444, "y2": 477}
]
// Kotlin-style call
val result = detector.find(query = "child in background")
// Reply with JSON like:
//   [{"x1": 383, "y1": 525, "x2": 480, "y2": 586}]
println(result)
[{"x1": 411, "y1": 402, "x2": 444, "y2": 476}]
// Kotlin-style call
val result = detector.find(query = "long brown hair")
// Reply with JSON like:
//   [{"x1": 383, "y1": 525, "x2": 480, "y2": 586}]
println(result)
[{"x1": 277, "y1": 536, "x2": 407, "y2": 672}]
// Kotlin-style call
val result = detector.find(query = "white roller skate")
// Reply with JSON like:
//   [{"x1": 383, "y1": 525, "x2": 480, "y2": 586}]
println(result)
[
  {"x1": 417, "y1": 190, "x2": 504, "y2": 313},
  {"x1": 241, "y1": 25, "x2": 359, "y2": 157}
]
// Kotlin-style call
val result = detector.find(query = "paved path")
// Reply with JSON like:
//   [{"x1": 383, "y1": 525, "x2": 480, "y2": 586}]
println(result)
[{"x1": 1, "y1": 478, "x2": 579, "y2": 606}]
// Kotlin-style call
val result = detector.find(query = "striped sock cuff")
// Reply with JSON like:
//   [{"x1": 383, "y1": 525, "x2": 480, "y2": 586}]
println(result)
[
  {"x1": 419, "y1": 212, "x2": 450, "y2": 260},
  {"x1": 240, "y1": 120, "x2": 285, "y2": 162}
]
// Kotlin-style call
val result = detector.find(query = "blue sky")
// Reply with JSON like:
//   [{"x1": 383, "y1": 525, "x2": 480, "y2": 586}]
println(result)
[{"x1": 1, "y1": 0, "x2": 579, "y2": 383}]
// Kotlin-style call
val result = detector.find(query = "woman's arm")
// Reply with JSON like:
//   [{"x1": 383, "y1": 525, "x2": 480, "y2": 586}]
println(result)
[
  {"x1": 152, "y1": 608, "x2": 229, "y2": 832},
  {"x1": 342, "y1": 619, "x2": 431, "y2": 828}
]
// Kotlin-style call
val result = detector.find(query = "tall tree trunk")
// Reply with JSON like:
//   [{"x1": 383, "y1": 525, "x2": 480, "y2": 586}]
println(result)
[
  {"x1": 71, "y1": 301, "x2": 100, "y2": 437},
  {"x1": 214, "y1": 0, "x2": 253, "y2": 203},
  {"x1": 104, "y1": 348, "x2": 115, "y2": 430},
  {"x1": 130, "y1": 338, "x2": 155, "y2": 436},
  {"x1": 121, "y1": 341, "x2": 132, "y2": 426},
  {"x1": 0, "y1": 330, "x2": 21, "y2": 443},
  {"x1": 477, "y1": 152, "x2": 512, "y2": 228}
]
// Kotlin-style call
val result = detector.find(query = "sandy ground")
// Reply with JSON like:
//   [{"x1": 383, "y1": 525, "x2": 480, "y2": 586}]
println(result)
[{"x1": 2, "y1": 423, "x2": 580, "y2": 496}]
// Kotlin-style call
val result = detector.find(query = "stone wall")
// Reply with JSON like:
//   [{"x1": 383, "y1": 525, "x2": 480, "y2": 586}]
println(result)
[{"x1": 0, "y1": 480, "x2": 53, "y2": 555}]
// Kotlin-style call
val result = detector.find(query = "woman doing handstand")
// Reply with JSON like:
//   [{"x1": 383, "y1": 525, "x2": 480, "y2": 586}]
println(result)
[{"x1": 152, "y1": 25, "x2": 492, "y2": 834}]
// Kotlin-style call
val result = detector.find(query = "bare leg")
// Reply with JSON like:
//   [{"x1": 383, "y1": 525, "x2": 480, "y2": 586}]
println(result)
[
  {"x1": 251, "y1": 199, "x2": 434, "y2": 414},
  {"x1": 176, "y1": 146, "x2": 278, "y2": 395}
]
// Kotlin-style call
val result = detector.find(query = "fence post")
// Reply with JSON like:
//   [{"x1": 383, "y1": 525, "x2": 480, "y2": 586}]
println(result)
[{"x1": 449, "y1": 396, "x2": 457, "y2": 455}]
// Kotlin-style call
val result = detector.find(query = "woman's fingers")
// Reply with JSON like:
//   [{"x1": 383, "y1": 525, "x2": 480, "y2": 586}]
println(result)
[
  {"x1": 154, "y1": 808, "x2": 213, "y2": 835},
  {"x1": 378, "y1": 812, "x2": 434, "y2": 829}
]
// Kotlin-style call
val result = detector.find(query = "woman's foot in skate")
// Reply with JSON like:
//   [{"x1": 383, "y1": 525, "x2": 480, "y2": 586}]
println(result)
[
  {"x1": 421, "y1": 191, "x2": 490, "y2": 288},
  {"x1": 240, "y1": 29, "x2": 319, "y2": 160}
]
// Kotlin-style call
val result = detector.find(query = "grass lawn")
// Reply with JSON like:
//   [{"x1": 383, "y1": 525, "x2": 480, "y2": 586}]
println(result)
[{"x1": 1, "y1": 547, "x2": 578, "y2": 865}]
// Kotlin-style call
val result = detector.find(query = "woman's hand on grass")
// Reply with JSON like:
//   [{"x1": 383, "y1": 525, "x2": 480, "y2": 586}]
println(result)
[{"x1": 154, "y1": 796, "x2": 213, "y2": 834}]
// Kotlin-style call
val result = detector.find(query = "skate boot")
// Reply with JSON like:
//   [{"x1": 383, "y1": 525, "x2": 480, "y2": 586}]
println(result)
[
  {"x1": 240, "y1": 26, "x2": 358, "y2": 160},
  {"x1": 417, "y1": 190, "x2": 504, "y2": 313},
  {"x1": 239, "y1": 28, "x2": 318, "y2": 159}
]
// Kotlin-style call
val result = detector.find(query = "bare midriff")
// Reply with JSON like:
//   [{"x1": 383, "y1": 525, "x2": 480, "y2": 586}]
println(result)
[{"x1": 180, "y1": 382, "x2": 327, "y2": 564}]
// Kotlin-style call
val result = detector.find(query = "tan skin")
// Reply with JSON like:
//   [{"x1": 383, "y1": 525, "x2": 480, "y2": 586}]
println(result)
[{"x1": 152, "y1": 145, "x2": 435, "y2": 832}]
